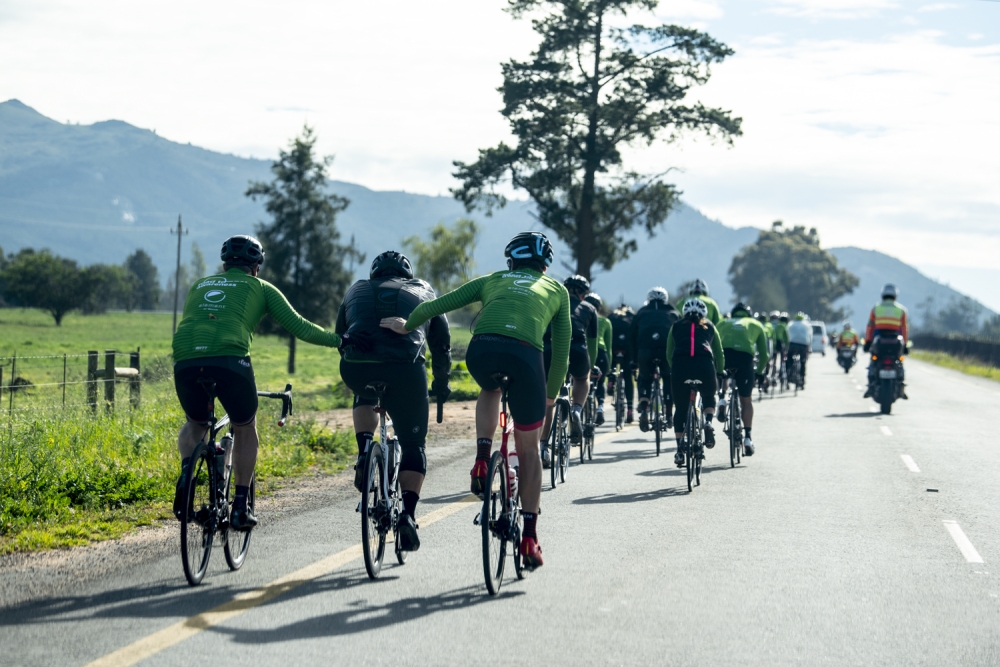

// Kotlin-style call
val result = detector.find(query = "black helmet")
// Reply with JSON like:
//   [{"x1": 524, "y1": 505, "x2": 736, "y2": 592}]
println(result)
[
  {"x1": 221, "y1": 235, "x2": 264, "y2": 267},
  {"x1": 732, "y1": 302, "x2": 752, "y2": 316},
  {"x1": 563, "y1": 274, "x2": 591, "y2": 296},
  {"x1": 370, "y1": 250, "x2": 413, "y2": 280},
  {"x1": 584, "y1": 292, "x2": 602, "y2": 310},
  {"x1": 504, "y1": 231, "x2": 554, "y2": 270}
]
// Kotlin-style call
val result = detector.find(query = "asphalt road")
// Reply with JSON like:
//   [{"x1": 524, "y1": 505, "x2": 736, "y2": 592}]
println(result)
[{"x1": 3, "y1": 354, "x2": 1000, "y2": 666}]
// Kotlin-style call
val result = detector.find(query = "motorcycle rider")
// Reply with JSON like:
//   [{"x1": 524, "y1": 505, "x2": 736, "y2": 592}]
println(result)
[
  {"x1": 863, "y1": 284, "x2": 910, "y2": 399},
  {"x1": 629, "y1": 287, "x2": 680, "y2": 432},
  {"x1": 786, "y1": 313, "x2": 813, "y2": 387}
]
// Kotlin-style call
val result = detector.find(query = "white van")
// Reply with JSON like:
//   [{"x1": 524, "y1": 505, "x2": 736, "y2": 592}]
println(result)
[{"x1": 811, "y1": 322, "x2": 828, "y2": 356}]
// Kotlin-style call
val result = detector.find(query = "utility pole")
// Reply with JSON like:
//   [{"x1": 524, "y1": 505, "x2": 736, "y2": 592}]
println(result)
[{"x1": 171, "y1": 215, "x2": 189, "y2": 334}]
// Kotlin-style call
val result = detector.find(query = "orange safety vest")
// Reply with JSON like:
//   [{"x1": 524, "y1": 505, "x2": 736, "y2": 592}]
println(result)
[
  {"x1": 866, "y1": 300, "x2": 909, "y2": 344},
  {"x1": 838, "y1": 330, "x2": 859, "y2": 347}
]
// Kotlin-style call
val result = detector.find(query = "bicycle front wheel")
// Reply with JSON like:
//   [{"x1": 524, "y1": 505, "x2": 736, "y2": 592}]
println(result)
[
  {"x1": 180, "y1": 445, "x2": 215, "y2": 586},
  {"x1": 482, "y1": 451, "x2": 508, "y2": 595},
  {"x1": 361, "y1": 446, "x2": 387, "y2": 579},
  {"x1": 685, "y1": 406, "x2": 697, "y2": 493},
  {"x1": 224, "y1": 475, "x2": 255, "y2": 570},
  {"x1": 653, "y1": 390, "x2": 662, "y2": 457},
  {"x1": 615, "y1": 377, "x2": 625, "y2": 431}
]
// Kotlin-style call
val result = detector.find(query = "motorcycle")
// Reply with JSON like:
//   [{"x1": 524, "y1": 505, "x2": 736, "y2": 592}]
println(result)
[
  {"x1": 868, "y1": 335, "x2": 905, "y2": 414},
  {"x1": 837, "y1": 345, "x2": 857, "y2": 373}
]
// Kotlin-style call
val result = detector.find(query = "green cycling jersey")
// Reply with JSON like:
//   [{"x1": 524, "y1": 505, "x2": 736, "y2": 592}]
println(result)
[
  {"x1": 772, "y1": 321, "x2": 790, "y2": 347},
  {"x1": 404, "y1": 268, "x2": 571, "y2": 399},
  {"x1": 676, "y1": 295, "x2": 722, "y2": 325},
  {"x1": 172, "y1": 268, "x2": 340, "y2": 363},
  {"x1": 717, "y1": 316, "x2": 770, "y2": 374},
  {"x1": 597, "y1": 316, "x2": 612, "y2": 353}
]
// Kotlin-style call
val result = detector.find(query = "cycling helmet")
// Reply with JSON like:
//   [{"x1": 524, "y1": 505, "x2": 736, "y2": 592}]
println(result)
[
  {"x1": 646, "y1": 287, "x2": 669, "y2": 303},
  {"x1": 780, "y1": 312, "x2": 789, "y2": 323},
  {"x1": 690, "y1": 279, "x2": 709, "y2": 296},
  {"x1": 881, "y1": 283, "x2": 898, "y2": 300},
  {"x1": 563, "y1": 274, "x2": 591, "y2": 296},
  {"x1": 756, "y1": 312, "x2": 767, "y2": 323},
  {"x1": 682, "y1": 298, "x2": 708, "y2": 319},
  {"x1": 794, "y1": 312, "x2": 806, "y2": 321},
  {"x1": 769, "y1": 310, "x2": 781, "y2": 319},
  {"x1": 843, "y1": 320, "x2": 853, "y2": 330},
  {"x1": 732, "y1": 302, "x2": 752, "y2": 317},
  {"x1": 221, "y1": 235, "x2": 264, "y2": 267},
  {"x1": 370, "y1": 250, "x2": 413, "y2": 280},
  {"x1": 505, "y1": 231, "x2": 554, "y2": 270},
  {"x1": 584, "y1": 292, "x2": 602, "y2": 310}
]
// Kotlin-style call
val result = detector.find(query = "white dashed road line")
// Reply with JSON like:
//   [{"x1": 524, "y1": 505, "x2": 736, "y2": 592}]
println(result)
[
  {"x1": 943, "y1": 520, "x2": 984, "y2": 564},
  {"x1": 900, "y1": 454, "x2": 920, "y2": 473},
  {"x1": 880, "y1": 426, "x2": 893, "y2": 436}
]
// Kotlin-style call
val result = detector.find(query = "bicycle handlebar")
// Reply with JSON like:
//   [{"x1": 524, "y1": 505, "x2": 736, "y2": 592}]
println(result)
[{"x1": 257, "y1": 383, "x2": 293, "y2": 427}]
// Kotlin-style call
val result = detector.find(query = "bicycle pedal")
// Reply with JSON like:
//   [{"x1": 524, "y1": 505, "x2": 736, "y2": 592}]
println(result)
[
  {"x1": 473, "y1": 511, "x2": 482, "y2": 526},
  {"x1": 355, "y1": 501, "x2": 361, "y2": 513}
]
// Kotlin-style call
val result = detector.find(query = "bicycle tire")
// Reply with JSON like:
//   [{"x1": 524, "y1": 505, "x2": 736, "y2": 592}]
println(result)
[
  {"x1": 394, "y1": 490, "x2": 408, "y2": 565},
  {"x1": 180, "y1": 444, "x2": 214, "y2": 586},
  {"x1": 512, "y1": 504, "x2": 525, "y2": 580},
  {"x1": 549, "y1": 417, "x2": 558, "y2": 490},
  {"x1": 482, "y1": 451, "x2": 508, "y2": 595},
  {"x1": 728, "y1": 392, "x2": 738, "y2": 469},
  {"x1": 224, "y1": 475, "x2": 255, "y2": 571},
  {"x1": 685, "y1": 404, "x2": 696, "y2": 493},
  {"x1": 361, "y1": 445, "x2": 387, "y2": 579},
  {"x1": 615, "y1": 374, "x2": 625, "y2": 431},
  {"x1": 559, "y1": 417, "x2": 569, "y2": 484}
]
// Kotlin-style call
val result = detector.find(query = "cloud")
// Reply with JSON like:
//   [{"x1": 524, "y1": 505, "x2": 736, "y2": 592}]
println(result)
[
  {"x1": 654, "y1": 0, "x2": 724, "y2": 20},
  {"x1": 917, "y1": 3, "x2": 960, "y2": 12},
  {"x1": 764, "y1": 0, "x2": 900, "y2": 19}
]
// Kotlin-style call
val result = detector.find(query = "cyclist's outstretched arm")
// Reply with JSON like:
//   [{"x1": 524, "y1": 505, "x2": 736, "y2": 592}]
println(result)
[
  {"x1": 261, "y1": 281, "x2": 341, "y2": 347},
  {"x1": 403, "y1": 276, "x2": 488, "y2": 330}
]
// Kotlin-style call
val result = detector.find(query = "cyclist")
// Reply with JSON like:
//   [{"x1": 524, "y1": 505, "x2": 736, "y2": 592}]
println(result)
[
  {"x1": 336, "y1": 250, "x2": 451, "y2": 551},
  {"x1": 380, "y1": 231, "x2": 570, "y2": 570},
  {"x1": 629, "y1": 287, "x2": 679, "y2": 433},
  {"x1": 543, "y1": 275, "x2": 599, "y2": 445},
  {"x1": 863, "y1": 283, "x2": 910, "y2": 398},
  {"x1": 172, "y1": 235, "x2": 361, "y2": 531},
  {"x1": 609, "y1": 304, "x2": 637, "y2": 423},
  {"x1": 770, "y1": 310, "x2": 789, "y2": 370},
  {"x1": 755, "y1": 311, "x2": 775, "y2": 392},
  {"x1": 676, "y1": 279, "x2": 722, "y2": 325},
  {"x1": 666, "y1": 298, "x2": 725, "y2": 467},
  {"x1": 717, "y1": 303, "x2": 769, "y2": 456},
  {"x1": 585, "y1": 292, "x2": 613, "y2": 426},
  {"x1": 786, "y1": 312, "x2": 813, "y2": 388}
]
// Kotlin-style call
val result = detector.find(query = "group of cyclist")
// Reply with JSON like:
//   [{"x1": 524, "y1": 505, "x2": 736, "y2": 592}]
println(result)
[{"x1": 169, "y1": 230, "x2": 904, "y2": 577}]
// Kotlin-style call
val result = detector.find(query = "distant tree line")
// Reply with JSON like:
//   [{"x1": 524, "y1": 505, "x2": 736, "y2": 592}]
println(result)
[
  {"x1": 0, "y1": 245, "x2": 165, "y2": 325},
  {"x1": 917, "y1": 295, "x2": 1000, "y2": 338}
]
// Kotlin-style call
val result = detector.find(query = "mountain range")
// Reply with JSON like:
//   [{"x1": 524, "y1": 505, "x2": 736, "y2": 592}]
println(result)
[{"x1": 0, "y1": 99, "x2": 988, "y2": 325}]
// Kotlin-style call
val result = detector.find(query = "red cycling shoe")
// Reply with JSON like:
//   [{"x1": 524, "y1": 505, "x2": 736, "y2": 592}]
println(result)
[
  {"x1": 520, "y1": 536, "x2": 544, "y2": 570},
  {"x1": 470, "y1": 459, "x2": 489, "y2": 496}
]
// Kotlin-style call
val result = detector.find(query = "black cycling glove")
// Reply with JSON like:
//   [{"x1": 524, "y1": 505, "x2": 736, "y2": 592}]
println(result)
[{"x1": 431, "y1": 378, "x2": 451, "y2": 404}]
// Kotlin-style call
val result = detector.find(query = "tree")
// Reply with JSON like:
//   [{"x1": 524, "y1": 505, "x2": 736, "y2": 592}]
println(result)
[
  {"x1": 402, "y1": 219, "x2": 480, "y2": 293},
  {"x1": 452, "y1": 0, "x2": 741, "y2": 281},
  {"x1": 918, "y1": 295, "x2": 983, "y2": 335},
  {"x1": 0, "y1": 249, "x2": 85, "y2": 325},
  {"x1": 164, "y1": 242, "x2": 208, "y2": 314},
  {"x1": 728, "y1": 221, "x2": 859, "y2": 321},
  {"x1": 124, "y1": 249, "x2": 161, "y2": 311},
  {"x1": 246, "y1": 125, "x2": 362, "y2": 373},
  {"x1": 981, "y1": 314, "x2": 1000, "y2": 339},
  {"x1": 80, "y1": 264, "x2": 134, "y2": 314}
]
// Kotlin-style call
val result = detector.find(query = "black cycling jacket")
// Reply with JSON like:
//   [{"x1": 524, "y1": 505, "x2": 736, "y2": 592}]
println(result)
[
  {"x1": 609, "y1": 311, "x2": 633, "y2": 354},
  {"x1": 335, "y1": 277, "x2": 451, "y2": 381},
  {"x1": 544, "y1": 295, "x2": 598, "y2": 348},
  {"x1": 629, "y1": 302, "x2": 680, "y2": 361}
]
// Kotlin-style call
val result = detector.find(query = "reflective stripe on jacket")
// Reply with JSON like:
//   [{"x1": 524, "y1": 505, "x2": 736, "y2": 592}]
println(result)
[{"x1": 865, "y1": 299, "x2": 909, "y2": 344}]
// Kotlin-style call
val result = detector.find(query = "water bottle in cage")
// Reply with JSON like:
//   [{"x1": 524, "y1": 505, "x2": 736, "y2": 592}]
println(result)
[
  {"x1": 388, "y1": 437, "x2": 400, "y2": 484},
  {"x1": 215, "y1": 434, "x2": 233, "y2": 500},
  {"x1": 507, "y1": 449, "x2": 519, "y2": 498}
]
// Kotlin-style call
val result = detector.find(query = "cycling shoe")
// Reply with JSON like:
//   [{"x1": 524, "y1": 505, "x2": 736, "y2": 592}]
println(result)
[
  {"x1": 470, "y1": 459, "x2": 489, "y2": 496},
  {"x1": 396, "y1": 513, "x2": 420, "y2": 551},
  {"x1": 520, "y1": 537, "x2": 544, "y2": 570}
]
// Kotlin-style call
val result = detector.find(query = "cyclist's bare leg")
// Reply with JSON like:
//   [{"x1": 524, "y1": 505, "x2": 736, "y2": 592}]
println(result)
[
  {"x1": 571, "y1": 376, "x2": 589, "y2": 407},
  {"x1": 476, "y1": 388, "x2": 501, "y2": 440},
  {"x1": 513, "y1": 427, "x2": 542, "y2": 513},
  {"x1": 177, "y1": 420, "x2": 208, "y2": 459},
  {"x1": 741, "y1": 397, "x2": 754, "y2": 428},
  {"x1": 540, "y1": 402, "x2": 556, "y2": 442},
  {"x1": 352, "y1": 405, "x2": 378, "y2": 434},
  {"x1": 231, "y1": 418, "x2": 259, "y2": 486},
  {"x1": 398, "y1": 471, "x2": 424, "y2": 495}
]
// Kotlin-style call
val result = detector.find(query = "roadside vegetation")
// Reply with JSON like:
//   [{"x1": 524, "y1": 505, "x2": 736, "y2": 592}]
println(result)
[{"x1": 911, "y1": 350, "x2": 1000, "y2": 384}]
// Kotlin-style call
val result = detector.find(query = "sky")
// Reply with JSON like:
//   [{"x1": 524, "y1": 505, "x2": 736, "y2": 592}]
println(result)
[{"x1": 1, "y1": 0, "x2": 999, "y2": 308}]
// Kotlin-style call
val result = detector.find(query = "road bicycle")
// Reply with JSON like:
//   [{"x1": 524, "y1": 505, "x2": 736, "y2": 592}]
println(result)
[
  {"x1": 649, "y1": 361, "x2": 668, "y2": 457},
  {"x1": 357, "y1": 381, "x2": 409, "y2": 579},
  {"x1": 788, "y1": 352, "x2": 804, "y2": 395},
  {"x1": 545, "y1": 378, "x2": 572, "y2": 488},
  {"x1": 580, "y1": 368, "x2": 599, "y2": 463},
  {"x1": 611, "y1": 352, "x2": 629, "y2": 431},
  {"x1": 474, "y1": 374, "x2": 525, "y2": 595},
  {"x1": 722, "y1": 373, "x2": 742, "y2": 468},
  {"x1": 681, "y1": 378, "x2": 705, "y2": 493},
  {"x1": 178, "y1": 379, "x2": 292, "y2": 586}
]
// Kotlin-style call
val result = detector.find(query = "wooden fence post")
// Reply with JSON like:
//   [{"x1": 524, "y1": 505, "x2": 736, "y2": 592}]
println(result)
[
  {"x1": 129, "y1": 348, "x2": 141, "y2": 409},
  {"x1": 87, "y1": 351, "x2": 99, "y2": 412},
  {"x1": 104, "y1": 349, "x2": 115, "y2": 413}
]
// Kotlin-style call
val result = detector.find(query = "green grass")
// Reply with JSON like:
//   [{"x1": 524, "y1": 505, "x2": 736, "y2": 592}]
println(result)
[
  {"x1": 0, "y1": 308, "x2": 475, "y2": 553},
  {"x1": 911, "y1": 350, "x2": 1000, "y2": 383}
]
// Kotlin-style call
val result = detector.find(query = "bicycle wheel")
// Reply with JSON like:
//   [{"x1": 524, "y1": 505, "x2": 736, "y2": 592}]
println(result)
[
  {"x1": 579, "y1": 400, "x2": 586, "y2": 464},
  {"x1": 549, "y1": 418, "x2": 559, "y2": 489},
  {"x1": 512, "y1": 505, "x2": 525, "y2": 580},
  {"x1": 558, "y1": 412, "x2": 569, "y2": 484},
  {"x1": 224, "y1": 475, "x2": 255, "y2": 571},
  {"x1": 685, "y1": 405, "x2": 696, "y2": 493},
  {"x1": 180, "y1": 445, "x2": 215, "y2": 586},
  {"x1": 361, "y1": 445, "x2": 387, "y2": 579},
  {"x1": 586, "y1": 396, "x2": 595, "y2": 461},
  {"x1": 653, "y1": 388, "x2": 662, "y2": 457},
  {"x1": 615, "y1": 375, "x2": 625, "y2": 431},
  {"x1": 394, "y1": 491, "x2": 408, "y2": 566},
  {"x1": 728, "y1": 394, "x2": 738, "y2": 469},
  {"x1": 482, "y1": 451, "x2": 508, "y2": 595}
]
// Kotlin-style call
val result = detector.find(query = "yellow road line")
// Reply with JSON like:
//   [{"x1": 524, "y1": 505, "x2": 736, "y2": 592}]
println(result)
[
  {"x1": 86, "y1": 424, "x2": 635, "y2": 667},
  {"x1": 85, "y1": 495, "x2": 479, "y2": 667}
]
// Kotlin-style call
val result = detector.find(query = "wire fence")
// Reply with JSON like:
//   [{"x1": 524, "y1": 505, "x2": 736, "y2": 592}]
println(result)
[{"x1": 912, "y1": 333, "x2": 1000, "y2": 368}]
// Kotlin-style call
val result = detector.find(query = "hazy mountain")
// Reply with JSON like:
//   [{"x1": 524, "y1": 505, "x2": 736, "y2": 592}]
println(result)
[{"x1": 1, "y1": 99, "x2": 989, "y2": 326}]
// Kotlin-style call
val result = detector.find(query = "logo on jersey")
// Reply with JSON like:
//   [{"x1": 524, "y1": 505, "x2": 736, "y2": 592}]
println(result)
[
  {"x1": 204, "y1": 290, "x2": 226, "y2": 303},
  {"x1": 378, "y1": 291, "x2": 396, "y2": 303},
  {"x1": 652, "y1": 332, "x2": 660, "y2": 340},
  {"x1": 513, "y1": 279, "x2": 535, "y2": 287}
]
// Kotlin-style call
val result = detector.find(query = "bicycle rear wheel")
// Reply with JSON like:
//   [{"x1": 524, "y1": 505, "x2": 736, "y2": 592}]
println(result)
[
  {"x1": 180, "y1": 445, "x2": 215, "y2": 586},
  {"x1": 653, "y1": 389, "x2": 662, "y2": 457},
  {"x1": 361, "y1": 445, "x2": 387, "y2": 579},
  {"x1": 549, "y1": 419, "x2": 558, "y2": 490},
  {"x1": 615, "y1": 376, "x2": 625, "y2": 431},
  {"x1": 559, "y1": 415, "x2": 569, "y2": 484},
  {"x1": 685, "y1": 405, "x2": 696, "y2": 493},
  {"x1": 224, "y1": 475, "x2": 255, "y2": 570},
  {"x1": 482, "y1": 451, "x2": 508, "y2": 595}
]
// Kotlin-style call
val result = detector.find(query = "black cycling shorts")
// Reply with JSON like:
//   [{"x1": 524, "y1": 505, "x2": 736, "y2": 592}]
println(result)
[
  {"x1": 545, "y1": 343, "x2": 591, "y2": 381},
  {"x1": 174, "y1": 356, "x2": 258, "y2": 426},
  {"x1": 467, "y1": 334, "x2": 547, "y2": 430},
  {"x1": 724, "y1": 349, "x2": 756, "y2": 398},
  {"x1": 670, "y1": 356, "x2": 717, "y2": 430},
  {"x1": 340, "y1": 359, "x2": 428, "y2": 449}
]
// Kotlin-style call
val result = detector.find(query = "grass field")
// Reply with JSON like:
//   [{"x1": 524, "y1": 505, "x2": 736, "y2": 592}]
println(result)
[
  {"x1": 912, "y1": 350, "x2": 1000, "y2": 383},
  {"x1": 0, "y1": 308, "x2": 476, "y2": 553}
]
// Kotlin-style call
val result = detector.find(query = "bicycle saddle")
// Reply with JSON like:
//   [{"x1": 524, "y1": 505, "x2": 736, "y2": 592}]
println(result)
[
  {"x1": 196, "y1": 377, "x2": 218, "y2": 396},
  {"x1": 490, "y1": 373, "x2": 509, "y2": 386}
]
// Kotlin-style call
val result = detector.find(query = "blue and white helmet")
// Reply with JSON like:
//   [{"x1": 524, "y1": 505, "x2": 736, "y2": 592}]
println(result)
[
  {"x1": 646, "y1": 287, "x2": 669, "y2": 303},
  {"x1": 504, "y1": 231, "x2": 554, "y2": 269},
  {"x1": 682, "y1": 298, "x2": 708, "y2": 319}
]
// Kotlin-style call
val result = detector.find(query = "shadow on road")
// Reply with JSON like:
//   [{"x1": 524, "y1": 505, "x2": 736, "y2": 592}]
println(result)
[
  {"x1": 585, "y1": 448, "x2": 658, "y2": 465},
  {"x1": 214, "y1": 581, "x2": 521, "y2": 643},
  {"x1": 572, "y1": 487, "x2": 688, "y2": 503},
  {"x1": 824, "y1": 412, "x2": 878, "y2": 418},
  {"x1": 421, "y1": 492, "x2": 473, "y2": 505}
]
